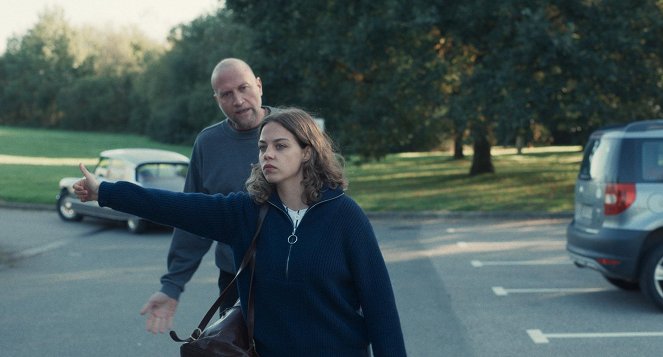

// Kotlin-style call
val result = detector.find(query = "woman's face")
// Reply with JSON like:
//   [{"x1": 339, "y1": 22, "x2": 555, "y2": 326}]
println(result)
[{"x1": 258, "y1": 122, "x2": 310, "y2": 186}]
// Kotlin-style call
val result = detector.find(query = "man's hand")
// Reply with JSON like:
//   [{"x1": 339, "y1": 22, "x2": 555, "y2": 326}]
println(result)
[
  {"x1": 140, "y1": 292, "x2": 178, "y2": 334},
  {"x1": 73, "y1": 163, "x2": 100, "y2": 202}
]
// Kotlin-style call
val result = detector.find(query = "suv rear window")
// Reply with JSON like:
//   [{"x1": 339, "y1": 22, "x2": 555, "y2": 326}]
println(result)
[{"x1": 578, "y1": 137, "x2": 619, "y2": 182}]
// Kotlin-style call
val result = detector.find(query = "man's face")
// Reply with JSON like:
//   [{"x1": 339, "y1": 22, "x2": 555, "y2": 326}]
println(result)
[{"x1": 212, "y1": 65, "x2": 264, "y2": 131}]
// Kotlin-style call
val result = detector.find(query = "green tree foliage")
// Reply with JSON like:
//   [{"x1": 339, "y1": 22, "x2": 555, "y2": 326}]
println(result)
[
  {"x1": 1, "y1": 1, "x2": 661, "y2": 177},
  {"x1": 57, "y1": 74, "x2": 133, "y2": 130},
  {"x1": 0, "y1": 6, "x2": 163, "y2": 131},
  {"x1": 0, "y1": 6, "x2": 78, "y2": 127},
  {"x1": 134, "y1": 9, "x2": 252, "y2": 144},
  {"x1": 226, "y1": 0, "x2": 446, "y2": 159},
  {"x1": 55, "y1": 25, "x2": 162, "y2": 131},
  {"x1": 433, "y1": 0, "x2": 663, "y2": 173}
]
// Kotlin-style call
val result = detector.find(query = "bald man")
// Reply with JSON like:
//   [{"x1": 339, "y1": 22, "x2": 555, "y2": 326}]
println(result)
[{"x1": 140, "y1": 58, "x2": 276, "y2": 334}]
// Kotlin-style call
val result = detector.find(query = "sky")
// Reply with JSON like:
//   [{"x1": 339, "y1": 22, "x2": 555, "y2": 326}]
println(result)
[{"x1": 0, "y1": 0, "x2": 222, "y2": 53}]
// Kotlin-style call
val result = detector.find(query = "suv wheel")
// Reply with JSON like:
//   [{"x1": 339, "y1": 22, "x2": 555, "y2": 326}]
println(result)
[
  {"x1": 127, "y1": 217, "x2": 147, "y2": 234},
  {"x1": 639, "y1": 244, "x2": 663, "y2": 311},
  {"x1": 603, "y1": 276, "x2": 639, "y2": 291},
  {"x1": 57, "y1": 190, "x2": 83, "y2": 222}
]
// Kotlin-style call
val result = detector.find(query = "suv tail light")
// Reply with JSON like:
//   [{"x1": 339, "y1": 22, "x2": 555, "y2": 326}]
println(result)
[{"x1": 604, "y1": 183, "x2": 636, "y2": 215}]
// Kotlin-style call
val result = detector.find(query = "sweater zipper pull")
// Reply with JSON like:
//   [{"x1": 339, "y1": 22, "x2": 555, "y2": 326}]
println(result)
[{"x1": 286, "y1": 227, "x2": 298, "y2": 279}]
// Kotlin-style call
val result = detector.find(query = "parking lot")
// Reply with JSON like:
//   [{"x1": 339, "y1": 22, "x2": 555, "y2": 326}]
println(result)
[
  {"x1": 372, "y1": 214, "x2": 663, "y2": 356},
  {"x1": 2, "y1": 207, "x2": 663, "y2": 356}
]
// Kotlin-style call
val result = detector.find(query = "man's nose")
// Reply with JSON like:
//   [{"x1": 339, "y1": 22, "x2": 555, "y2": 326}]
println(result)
[{"x1": 233, "y1": 92, "x2": 244, "y2": 106}]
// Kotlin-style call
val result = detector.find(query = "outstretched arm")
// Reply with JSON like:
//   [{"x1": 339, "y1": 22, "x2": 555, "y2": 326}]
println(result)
[{"x1": 72, "y1": 163, "x2": 254, "y2": 245}]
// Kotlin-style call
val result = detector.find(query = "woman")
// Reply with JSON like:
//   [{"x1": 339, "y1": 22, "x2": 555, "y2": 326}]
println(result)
[{"x1": 74, "y1": 108, "x2": 407, "y2": 356}]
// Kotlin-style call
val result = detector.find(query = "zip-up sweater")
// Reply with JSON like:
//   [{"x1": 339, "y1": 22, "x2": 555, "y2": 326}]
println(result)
[{"x1": 98, "y1": 181, "x2": 407, "y2": 357}]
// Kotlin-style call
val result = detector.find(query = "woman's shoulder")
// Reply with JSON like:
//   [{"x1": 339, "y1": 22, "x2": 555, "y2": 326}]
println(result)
[
  {"x1": 321, "y1": 190, "x2": 369, "y2": 222},
  {"x1": 334, "y1": 190, "x2": 362, "y2": 210}
]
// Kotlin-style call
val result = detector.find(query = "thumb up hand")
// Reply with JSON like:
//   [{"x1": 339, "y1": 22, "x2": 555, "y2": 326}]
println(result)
[{"x1": 73, "y1": 163, "x2": 100, "y2": 202}]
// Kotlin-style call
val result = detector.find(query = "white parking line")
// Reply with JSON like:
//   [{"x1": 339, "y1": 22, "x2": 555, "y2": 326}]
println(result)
[
  {"x1": 13, "y1": 239, "x2": 74, "y2": 260},
  {"x1": 492, "y1": 287, "x2": 611, "y2": 296},
  {"x1": 472, "y1": 259, "x2": 570, "y2": 267},
  {"x1": 527, "y1": 329, "x2": 663, "y2": 344}
]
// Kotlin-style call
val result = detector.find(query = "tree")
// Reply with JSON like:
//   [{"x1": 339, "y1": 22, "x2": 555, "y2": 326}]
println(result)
[
  {"x1": 226, "y1": 0, "x2": 446, "y2": 159},
  {"x1": 0, "y1": 5, "x2": 164, "y2": 131},
  {"x1": 430, "y1": 0, "x2": 663, "y2": 174},
  {"x1": 134, "y1": 9, "x2": 252, "y2": 143},
  {"x1": 56, "y1": 25, "x2": 163, "y2": 131},
  {"x1": 0, "y1": 6, "x2": 78, "y2": 127}
]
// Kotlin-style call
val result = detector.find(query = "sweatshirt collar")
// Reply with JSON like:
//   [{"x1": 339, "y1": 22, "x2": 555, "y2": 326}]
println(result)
[{"x1": 267, "y1": 186, "x2": 344, "y2": 210}]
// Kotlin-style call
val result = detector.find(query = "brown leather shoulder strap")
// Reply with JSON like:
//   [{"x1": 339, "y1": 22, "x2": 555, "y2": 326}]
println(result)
[{"x1": 170, "y1": 204, "x2": 269, "y2": 342}]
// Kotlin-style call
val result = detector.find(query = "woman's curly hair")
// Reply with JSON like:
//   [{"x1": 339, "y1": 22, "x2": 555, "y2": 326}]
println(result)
[{"x1": 246, "y1": 107, "x2": 348, "y2": 204}]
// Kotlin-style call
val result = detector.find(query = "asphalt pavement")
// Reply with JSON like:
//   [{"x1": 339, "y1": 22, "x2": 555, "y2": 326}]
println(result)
[
  {"x1": 0, "y1": 202, "x2": 579, "y2": 357},
  {"x1": 0, "y1": 200, "x2": 572, "y2": 267}
]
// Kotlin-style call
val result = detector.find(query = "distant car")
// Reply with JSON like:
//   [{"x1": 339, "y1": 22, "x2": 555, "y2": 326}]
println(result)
[
  {"x1": 567, "y1": 119, "x2": 663, "y2": 311},
  {"x1": 56, "y1": 148, "x2": 189, "y2": 233}
]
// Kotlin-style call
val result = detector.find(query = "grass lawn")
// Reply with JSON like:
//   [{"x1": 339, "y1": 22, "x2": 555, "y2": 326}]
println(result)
[
  {"x1": 0, "y1": 126, "x2": 191, "y2": 205},
  {"x1": 347, "y1": 147, "x2": 580, "y2": 212},
  {"x1": 0, "y1": 126, "x2": 582, "y2": 212}
]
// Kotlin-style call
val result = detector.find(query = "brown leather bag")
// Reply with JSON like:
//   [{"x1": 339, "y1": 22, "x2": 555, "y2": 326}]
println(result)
[{"x1": 170, "y1": 205, "x2": 268, "y2": 357}]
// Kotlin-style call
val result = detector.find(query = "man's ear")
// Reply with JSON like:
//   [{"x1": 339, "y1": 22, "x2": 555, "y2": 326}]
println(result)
[{"x1": 256, "y1": 77, "x2": 263, "y2": 96}]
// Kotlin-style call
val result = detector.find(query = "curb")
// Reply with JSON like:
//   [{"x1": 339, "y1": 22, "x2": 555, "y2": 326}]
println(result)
[
  {"x1": 0, "y1": 201, "x2": 53, "y2": 211},
  {"x1": 366, "y1": 210, "x2": 573, "y2": 220},
  {"x1": 0, "y1": 201, "x2": 572, "y2": 220}
]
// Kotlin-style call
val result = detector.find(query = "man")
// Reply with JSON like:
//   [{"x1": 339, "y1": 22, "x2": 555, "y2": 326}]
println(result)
[{"x1": 139, "y1": 58, "x2": 274, "y2": 334}]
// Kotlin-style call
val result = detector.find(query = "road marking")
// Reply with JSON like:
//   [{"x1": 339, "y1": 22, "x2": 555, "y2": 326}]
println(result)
[
  {"x1": 1, "y1": 239, "x2": 74, "y2": 270},
  {"x1": 472, "y1": 259, "x2": 570, "y2": 267},
  {"x1": 13, "y1": 239, "x2": 75, "y2": 260},
  {"x1": 527, "y1": 329, "x2": 663, "y2": 344},
  {"x1": 492, "y1": 287, "x2": 611, "y2": 296}
]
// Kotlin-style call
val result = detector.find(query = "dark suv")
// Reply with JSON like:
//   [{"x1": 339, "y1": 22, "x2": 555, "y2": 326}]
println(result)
[{"x1": 567, "y1": 119, "x2": 663, "y2": 311}]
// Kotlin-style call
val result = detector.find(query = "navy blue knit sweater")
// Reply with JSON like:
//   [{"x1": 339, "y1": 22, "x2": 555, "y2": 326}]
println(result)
[{"x1": 98, "y1": 181, "x2": 406, "y2": 356}]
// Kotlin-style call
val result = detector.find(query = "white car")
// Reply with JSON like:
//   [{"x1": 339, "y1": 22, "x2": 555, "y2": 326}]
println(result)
[{"x1": 56, "y1": 148, "x2": 189, "y2": 233}]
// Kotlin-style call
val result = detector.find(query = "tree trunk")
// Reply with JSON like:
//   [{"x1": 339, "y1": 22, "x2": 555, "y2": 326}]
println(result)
[
  {"x1": 516, "y1": 134, "x2": 524, "y2": 155},
  {"x1": 469, "y1": 128, "x2": 494, "y2": 176},
  {"x1": 453, "y1": 130, "x2": 464, "y2": 159}
]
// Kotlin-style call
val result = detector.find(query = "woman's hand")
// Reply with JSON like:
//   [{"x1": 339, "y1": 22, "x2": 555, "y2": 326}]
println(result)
[{"x1": 73, "y1": 163, "x2": 100, "y2": 202}]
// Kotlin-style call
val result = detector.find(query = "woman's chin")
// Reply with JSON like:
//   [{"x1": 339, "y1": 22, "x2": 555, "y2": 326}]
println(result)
[{"x1": 263, "y1": 175, "x2": 279, "y2": 184}]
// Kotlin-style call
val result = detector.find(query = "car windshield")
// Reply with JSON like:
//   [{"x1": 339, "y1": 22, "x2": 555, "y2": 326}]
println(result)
[{"x1": 136, "y1": 163, "x2": 188, "y2": 190}]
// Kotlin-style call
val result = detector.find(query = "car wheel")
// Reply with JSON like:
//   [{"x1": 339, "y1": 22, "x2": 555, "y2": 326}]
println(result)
[
  {"x1": 127, "y1": 217, "x2": 147, "y2": 234},
  {"x1": 603, "y1": 276, "x2": 639, "y2": 291},
  {"x1": 57, "y1": 190, "x2": 83, "y2": 222},
  {"x1": 639, "y1": 244, "x2": 663, "y2": 311}
]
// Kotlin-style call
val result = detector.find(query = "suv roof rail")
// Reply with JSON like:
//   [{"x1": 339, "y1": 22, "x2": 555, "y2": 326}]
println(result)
[
  {"x1": 624, "y1": 119, "x2": 663, "y2": 132},
  {"x1": 596, "y1": 123, "x2": 627, "y2": 132},
  {"x1": 589, "y1": 123, "x2": 626, "y2": 137}
]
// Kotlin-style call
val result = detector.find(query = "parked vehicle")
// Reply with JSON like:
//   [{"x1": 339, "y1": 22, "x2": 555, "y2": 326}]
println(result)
[
  {"x1": 567, "y1": 119, "x2": 663, "y2": 311},
  {"x1": 57, "y1": 148, "x2": 189, "y2": 233}
]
